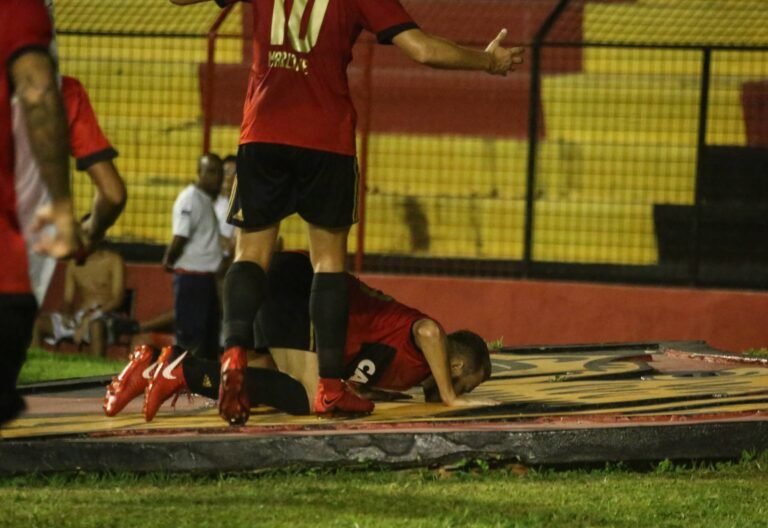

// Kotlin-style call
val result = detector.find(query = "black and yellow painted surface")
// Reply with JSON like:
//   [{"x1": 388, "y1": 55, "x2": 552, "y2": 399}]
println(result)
[{"x1": 3, "y1": 342, "x2": 767, "y2": 442}]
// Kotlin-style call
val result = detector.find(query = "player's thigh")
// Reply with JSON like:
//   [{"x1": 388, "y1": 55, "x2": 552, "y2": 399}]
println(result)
[
  {"x1": 235, "y1": 225, "x2": 280, "y2": 269},
  {"x1": 307, "y1": 224, "x2": 350, "y2": 272}
]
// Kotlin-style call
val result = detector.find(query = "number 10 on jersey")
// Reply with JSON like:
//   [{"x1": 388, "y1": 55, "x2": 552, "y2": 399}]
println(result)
[{"x1": 270, "y1": 0, "x2": 330, "y2": 53}]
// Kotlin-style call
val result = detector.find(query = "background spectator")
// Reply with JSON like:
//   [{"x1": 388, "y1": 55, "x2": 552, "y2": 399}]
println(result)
[{"x1": 162, "y1": 153, "x2": 223, "y2": 360}]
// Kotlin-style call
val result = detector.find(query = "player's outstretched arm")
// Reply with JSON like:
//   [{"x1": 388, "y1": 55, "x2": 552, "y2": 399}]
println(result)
[
  {"x1": 392, "y1": 28, "x2": 524, "y2": 76},
  {"x1": 12, "y1": 51, "x2": 78, "y2": 258}
]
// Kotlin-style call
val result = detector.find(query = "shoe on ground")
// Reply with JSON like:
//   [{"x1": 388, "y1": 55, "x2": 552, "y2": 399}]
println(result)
[
  {"x1": 143, "y1": 345, "x2": 189, "y2": 422},
  {"x1": 103, "y1": 344, "x2": 158, "y2": 417},
  {"x1": 218, "y1": 346, "x2": 250, "y2": 426},
  {"x1": 314, "y1": 378, "x2": 374, "y2": 417}
]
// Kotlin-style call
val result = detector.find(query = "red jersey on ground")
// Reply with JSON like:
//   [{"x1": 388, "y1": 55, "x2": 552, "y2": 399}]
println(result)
[
  {"x1": 238, "y1": 0, "x2": 417, "y2": 155},
  {"x1": 0, "y1": 0, "x2": 52, "y2": 295},
  {"x1": 345, "y1": 276, "x2": 433, "y2": 391}
]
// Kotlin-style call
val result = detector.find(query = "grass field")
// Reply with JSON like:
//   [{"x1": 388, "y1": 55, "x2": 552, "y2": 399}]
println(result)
[
  {"x1": 5, "y1": 350, "x2": 767, "y2": 527},
  {"x1": 1, "y1": 457, "x2": 767, "y2": 528},
  {"x1": 17, "y1": 348, "x2": 124, "y2": 385}
]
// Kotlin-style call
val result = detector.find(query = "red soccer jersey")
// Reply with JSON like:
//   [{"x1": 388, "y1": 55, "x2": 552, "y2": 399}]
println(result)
[
  {"x1": 345, "y1": 276, "x2": 433, "y2": 391},
  {"x1": 240, "y1": 0, "x2": 417, "y2": 155},
  {"x1": 0, "y1": 0, "x2": 52, "y2": 295},
  {"x1": 62, "y1": 76, "x2": 117, "y2": 170}
]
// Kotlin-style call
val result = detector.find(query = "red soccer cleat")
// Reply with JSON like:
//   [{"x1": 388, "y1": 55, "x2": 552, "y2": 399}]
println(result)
[
  {"x1": 103, "y1": 344, "x2": 158, "y2": 417},
  {"x1": 143, "y1": 346, "x2": 189, "y2": 422},
  {"x1": 314, "y1": 378, "x2": 374, "y2": 417},
  {"x1": 218, "y1": 346, "x2": 250, "y2": 426}
]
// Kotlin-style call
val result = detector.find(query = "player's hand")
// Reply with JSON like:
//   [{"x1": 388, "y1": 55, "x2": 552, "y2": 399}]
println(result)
[
  {"x1": 444, "y1": 396, "x2": 500, "y2": 407},
  {"x1": 485, "y1": 29, "x2": 525, "y2": 76},
  {"x1": 31, "y1": 201, "x2": 82, "y2": 259}
]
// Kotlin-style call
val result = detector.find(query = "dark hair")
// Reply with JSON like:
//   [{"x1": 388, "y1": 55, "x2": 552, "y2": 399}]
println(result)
[
  {"x1": 199, "y1": 152, "x2": 223, "y2": 165},
  {"x1": 223, "y1": 154, "x2": 237, "y2": 164},
  {"x1": 446, "y1": 330, "x2": 492, "y2": 381}
]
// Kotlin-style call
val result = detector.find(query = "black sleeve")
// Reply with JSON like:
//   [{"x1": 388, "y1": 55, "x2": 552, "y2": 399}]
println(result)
[
  {"x1": 76, "y1": 147, "x2": 118, "y2": 171},
  {"x1": 377, "y1": 22, "x2": 420, "y2": 45}
]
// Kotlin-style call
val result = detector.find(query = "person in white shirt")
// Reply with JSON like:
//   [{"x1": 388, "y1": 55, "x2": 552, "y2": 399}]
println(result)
[
  {"x1": 214, "y1": 154, "x2": 237, "y2": 257},
  {"x1": 162, "y1": 153, "x2": 224, "y2": 359}
]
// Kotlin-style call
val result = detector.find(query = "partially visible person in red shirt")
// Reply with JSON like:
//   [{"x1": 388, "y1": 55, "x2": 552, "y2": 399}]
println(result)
[
  {"x1": 169, "y1": 0, "x2": 524, "y2": 425},
  {"x1": 0, "y1": 0, "x2": 78, "y2": 425}
]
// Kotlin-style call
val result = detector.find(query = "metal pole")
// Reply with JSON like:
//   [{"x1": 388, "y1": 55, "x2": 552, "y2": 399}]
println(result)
[
  {"x1": 354, "y1": 39, "x2": 375, "y2": 273},
  {"x1": 523, "y1": 0, "x2": 571, "y2": 276},
  {"x1": 203, "y1": 4, "x2": 235, "y2": 154},
  {"x1": 690, "y1": 48, "x2": 712, "y2": 285}
]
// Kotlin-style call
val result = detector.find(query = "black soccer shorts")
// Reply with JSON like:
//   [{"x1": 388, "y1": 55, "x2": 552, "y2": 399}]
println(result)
[{"x1": 227, "y1": 142, "x2": 359, "y2": 229}]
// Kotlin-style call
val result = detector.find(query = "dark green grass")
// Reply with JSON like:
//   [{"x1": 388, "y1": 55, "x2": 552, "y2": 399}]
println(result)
[
  {"x1": 0, "y1": 456, "x2": 767, "y2": 528},
  {"x1": 17, "y1": 348, "x2": 123, "y2": 385}
]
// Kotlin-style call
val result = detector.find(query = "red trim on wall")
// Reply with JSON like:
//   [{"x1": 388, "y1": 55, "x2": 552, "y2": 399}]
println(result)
[{"x1": 360, "y1": 274, "x2": 768, "y2": 353}]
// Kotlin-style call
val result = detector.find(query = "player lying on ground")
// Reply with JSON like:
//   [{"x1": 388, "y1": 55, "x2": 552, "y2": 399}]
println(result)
[{"x1": 104, "y1": 252, "x2": 496, "y2": 420}]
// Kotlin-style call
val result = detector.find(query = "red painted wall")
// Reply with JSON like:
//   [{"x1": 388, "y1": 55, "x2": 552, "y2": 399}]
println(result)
[
  {"x1": 360, "y1": 274, "x2": 768, "y2": 353},
  {"x1": 42, "y1": 264, "x2": 768, "y2": 353}
]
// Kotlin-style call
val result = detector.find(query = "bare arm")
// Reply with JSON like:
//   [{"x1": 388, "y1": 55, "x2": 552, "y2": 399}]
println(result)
[
  {"x1": 12, "y1": 51, "x2": 78, "y2": 258},
  {"x1": 162, "y1": 235, "x2": 188, "y2": 271},
  {"x1": 392, "y1": 28, "x2": 524, "y2": 76},
  {"x1": 81, "y1": 160, "x2": 127, "y2": 246},
  {"x1": 414, "y1": 318, "x2": 498, "y2": 407},
  {"x1": 139, "y1": 310, "x2": 175, "y2": 332},
  {"x1": 413, "y1": 318, "x2": 461, "y2": 405}
]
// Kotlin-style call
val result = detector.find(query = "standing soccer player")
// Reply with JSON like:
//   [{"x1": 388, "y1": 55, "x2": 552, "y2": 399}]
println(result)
[
  {"x1": 170, "y1": 0, "x2": 524, "y2": 424},
  {"x1": 0, "y1": 0, "x2": 78, "y2": 424}
]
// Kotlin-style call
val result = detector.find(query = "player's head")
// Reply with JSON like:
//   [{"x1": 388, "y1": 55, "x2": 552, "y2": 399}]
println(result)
[
  {"x1": 221, "y1": 154, "x2": 237, "y2": 197},
  {"x1": 197, "y1": 152, "x2": 223, "y2": 197},
  {"x1": 423, "y1": 330, "x2": 492, "y2": 402}
]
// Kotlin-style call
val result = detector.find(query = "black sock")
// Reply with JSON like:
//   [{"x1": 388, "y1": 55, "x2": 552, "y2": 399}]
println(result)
[
  {"x1": 182, "y1": 358, "x2": 310, "y2": 415},
  {"x1": 223, "y1": 261, "x2": 268, "y2": 349},
  {"x1": 247, "y1": 369, "x2": 310, "y2": 416},
  {"x1": 182, "y1": 355, "x2": 220, "y2": 400},
  {"x1": 310, "y1": 272, "x2": 348, "y2": 379},
  {"x1": 252, "y1": 319, "x2": 269, "y2": 355}
]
